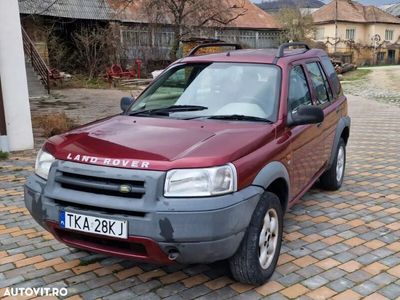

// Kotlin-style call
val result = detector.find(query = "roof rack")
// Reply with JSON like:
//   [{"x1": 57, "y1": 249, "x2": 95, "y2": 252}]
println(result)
[
  {"x1": 275, "y1": 42, "x2": 310, "y2": 59},
  {"x1": 187, "y1": 43, "x2": 243, "y2": 57}
]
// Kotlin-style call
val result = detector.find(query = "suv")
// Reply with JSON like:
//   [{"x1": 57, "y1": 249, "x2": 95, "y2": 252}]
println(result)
[{"x1": 25, "y1": 42, "x2": 350, "y2": 284}]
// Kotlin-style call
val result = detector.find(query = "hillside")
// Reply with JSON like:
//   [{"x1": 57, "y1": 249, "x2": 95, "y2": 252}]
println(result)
[{"x1": 257, "y1": 0, "x2": 324, "y2": 12}]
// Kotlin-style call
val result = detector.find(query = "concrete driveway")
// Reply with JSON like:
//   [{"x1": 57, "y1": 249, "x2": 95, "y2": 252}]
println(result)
[{"x1": 1, "y1": 78, "x2": 400, "y2": 299}]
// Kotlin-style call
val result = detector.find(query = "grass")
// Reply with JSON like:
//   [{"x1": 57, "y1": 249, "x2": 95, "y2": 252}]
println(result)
[
  {"x1": 358, "y1": 64, "x2": 400, "y2": 69},
  {"x1": 54, "y1": 74, "x2": 141, "y2": 90},
  {"x1": 55, "y1": 74, "x2": 111, "y2": 90},
  {"x1": 341, "y1": 69, "x2": 372, "y2": 81},
  {"x1": 0, "y1": 151, "x2": 9, "y2": 160},
  {"x1": 32, "y1": 112, "x2": 77, "y2": 138}
]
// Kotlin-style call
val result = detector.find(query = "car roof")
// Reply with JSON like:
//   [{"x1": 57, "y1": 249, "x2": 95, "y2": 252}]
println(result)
[{"x1": 180, "y1": 48, "x2": 328, "y2": 66}]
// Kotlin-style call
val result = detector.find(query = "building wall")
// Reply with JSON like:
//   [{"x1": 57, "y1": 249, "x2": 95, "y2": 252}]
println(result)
[{"x1": 314, "y1": 22, "x2": 400, "y2": 65}]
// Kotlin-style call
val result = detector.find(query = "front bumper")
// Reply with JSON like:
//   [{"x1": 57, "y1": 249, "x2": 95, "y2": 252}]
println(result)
[{"x1": 24, "y1": 161, "x2": 263, "y2": 264}]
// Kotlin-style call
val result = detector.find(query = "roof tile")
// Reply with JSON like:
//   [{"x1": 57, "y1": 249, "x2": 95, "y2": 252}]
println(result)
[{"x1": 312, "y1": 0, "x2": 400, "y2": 25}]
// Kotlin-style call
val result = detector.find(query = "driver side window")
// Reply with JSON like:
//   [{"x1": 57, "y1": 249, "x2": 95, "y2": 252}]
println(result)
[
  {"x1": 288, "y1": 65, "x2": 312, "y2": 112},
  {"x1": 144, "y1": 66, "x2": 196, "y2": 108}
]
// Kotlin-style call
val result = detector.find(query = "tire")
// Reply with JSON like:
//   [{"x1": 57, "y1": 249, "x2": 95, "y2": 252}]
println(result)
[
  {"x1": 320, "y1": 138, "x2": 346, "y2": 191},
  {"x1": 229, "y1": 192, "x2": 283, "y2": 285}
]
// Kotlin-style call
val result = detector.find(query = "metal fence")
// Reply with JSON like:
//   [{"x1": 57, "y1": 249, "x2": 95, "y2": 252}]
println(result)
[{"x1": 120, "y1": 25, "x2": 281, "y2": 61}]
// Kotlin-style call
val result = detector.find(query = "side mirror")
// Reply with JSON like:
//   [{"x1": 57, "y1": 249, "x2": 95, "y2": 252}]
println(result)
[
  {"x1": 288, "y1": 105, "x2": 324, "y2": 127},
  {"x1": 120, "y1": 97, "x2": 135, "y2": 112}
]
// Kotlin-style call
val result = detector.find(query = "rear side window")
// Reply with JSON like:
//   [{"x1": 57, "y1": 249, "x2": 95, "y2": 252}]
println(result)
[
  {"x1": 288, "y1": 66, "x2": 312, "y2": 112},
  {"x1": 306, "y1": 62, "x2": 332, "y2": 105},
  {"x1": 321, "y1": 56, "x2": 341, "y2": 96}
]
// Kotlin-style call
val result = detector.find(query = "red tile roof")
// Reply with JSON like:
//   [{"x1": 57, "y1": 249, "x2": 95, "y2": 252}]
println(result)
[
  {"x1": 109, "y1": 0, "x2": 281, "y2": 29},
  {"x1": 227, "y1": 0, "x2": 282, "y2": 29},
  {"x1": 312, "y1": 0, "x2": 400, "y2": 25}
]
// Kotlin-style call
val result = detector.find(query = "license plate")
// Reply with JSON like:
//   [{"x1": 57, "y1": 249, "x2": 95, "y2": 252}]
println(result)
[{"x1": 59, "y1": 211, "x2": 128, "y2": 239}]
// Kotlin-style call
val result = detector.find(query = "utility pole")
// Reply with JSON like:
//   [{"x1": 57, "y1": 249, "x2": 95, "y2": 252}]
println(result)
[{"x1": 334, "y1": 0, "x2": 338, "y2": 53}]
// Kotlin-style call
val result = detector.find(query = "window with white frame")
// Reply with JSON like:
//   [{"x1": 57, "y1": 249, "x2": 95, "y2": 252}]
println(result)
[
  {"x1": 385, "y1": 29, "x2": 394, "y2": 41},
  {"x1": 154, "y1": 30, "x2": 175, "y2": 48},
  {"x1": 346, "y1": 28, "x2": 356, "y2": 41},
  {"x1": 315, "y1": 28, "x2": 325, "y2": 41},
  {"x1": 121, "y1": 28, "x2": 151, "y2": 48}
]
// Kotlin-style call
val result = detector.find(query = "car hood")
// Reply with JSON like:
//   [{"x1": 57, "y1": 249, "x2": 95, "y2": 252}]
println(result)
[{"x1": 45, "y1": 115, "x2": 276, "y2": 171}]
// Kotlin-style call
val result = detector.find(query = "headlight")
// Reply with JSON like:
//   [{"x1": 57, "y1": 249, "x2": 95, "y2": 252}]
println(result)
[
  {"x1": 164, "y1": 164, "x2": 237, "y2": 197},
  {"x1": 35, "y1": 149, "x2": 55, "y2": 180}
]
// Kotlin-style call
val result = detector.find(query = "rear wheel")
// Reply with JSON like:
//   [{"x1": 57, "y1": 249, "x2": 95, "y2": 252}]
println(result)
[
  {"x1": 320, "y1": 138, "x2": 346, "y2": 191},
  {"x1": 229, "y1": 192, "x2": 283, "y2": 284}
]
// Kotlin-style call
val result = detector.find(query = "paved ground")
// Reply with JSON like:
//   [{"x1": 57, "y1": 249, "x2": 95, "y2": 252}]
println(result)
[
  {"x1": 342, "y1": 65, "x2": 400, "y2": 106},
  {"x1": 1, "y1": 70, "x2": 400, "y2": 299},
  {"x1": 30, "y1": 88, "x2": 143, "y2": 146}
]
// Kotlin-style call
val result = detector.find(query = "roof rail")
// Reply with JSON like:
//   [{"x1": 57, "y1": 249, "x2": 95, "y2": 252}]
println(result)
[
  {"x1": 275, "y1": 42, "x2": 310, "y2": 59},
  {"x1": 187, "y1": 43, "x2": 243, "y2": 57}
]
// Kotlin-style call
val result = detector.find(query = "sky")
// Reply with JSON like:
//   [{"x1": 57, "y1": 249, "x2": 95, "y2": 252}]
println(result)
[
  {"x1": 320, "y1": 0, "x2": 396, "y2": 4},
  {"x1": 252, "y1": 0, "x2": 398, "y2": 5}
]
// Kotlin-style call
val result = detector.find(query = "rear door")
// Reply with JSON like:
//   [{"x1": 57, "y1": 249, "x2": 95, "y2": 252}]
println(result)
[
  {"x1": 320, "y1": 56, "x2": 347, "y2": 163},
  {"x1": 287, "y1": 64, "x2": 324, "y2": 199},
  {"x1": 305, "y1": 60, "x2": 337, "y2": 165}
]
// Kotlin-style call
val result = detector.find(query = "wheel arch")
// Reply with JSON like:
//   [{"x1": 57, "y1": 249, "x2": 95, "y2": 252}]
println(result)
[
  {"x1": 328, "y1": 116, "x2": 351, "y2": 168},
  {"x1": 252, "y1": 161, "x2": 290, "y2": 212},
  {"x1": 341, "y1": 126, "x2": 350, "y2": 145}
]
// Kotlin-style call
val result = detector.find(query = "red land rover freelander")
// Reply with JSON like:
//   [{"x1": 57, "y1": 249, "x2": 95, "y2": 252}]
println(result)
[{"x1": 25, "y1": 42, "x2": 350, "y2": 284}]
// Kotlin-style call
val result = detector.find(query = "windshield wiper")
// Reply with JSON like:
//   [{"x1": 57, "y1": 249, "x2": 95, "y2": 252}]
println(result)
[
  {"x1": 129, "y1": 105, "x2": 208, "y2": 116},
  {"x1": 204, "y1": 115, "x2": 273, "y2": 123}
]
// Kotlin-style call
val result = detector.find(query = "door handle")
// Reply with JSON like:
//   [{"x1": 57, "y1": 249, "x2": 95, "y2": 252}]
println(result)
[{"x1": 316, "y1": 122, "x2": 322, "y2": 128}]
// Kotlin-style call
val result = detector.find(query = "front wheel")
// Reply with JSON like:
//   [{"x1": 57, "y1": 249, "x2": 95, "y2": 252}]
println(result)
[
  {"x1": 229, "y1": 192, "x2": 283, "y2": 285},
  {"x1": 320, "y1": 138, "x2": 346, "y2": 191}
]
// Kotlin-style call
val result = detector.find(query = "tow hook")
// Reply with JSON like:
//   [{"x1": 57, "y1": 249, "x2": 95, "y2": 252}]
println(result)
[{"x1": 168, "y1": 249, "x2": 180, "y2": 261}]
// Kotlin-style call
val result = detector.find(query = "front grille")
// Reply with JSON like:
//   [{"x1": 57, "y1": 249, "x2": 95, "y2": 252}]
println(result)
[{"x1": 55, "y1": 171, "x2": 146, "y2": 199}]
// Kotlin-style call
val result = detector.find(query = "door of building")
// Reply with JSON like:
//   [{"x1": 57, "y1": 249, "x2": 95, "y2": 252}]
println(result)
[{"x1": 388, "y1": 50, "x2": 396, "y2": 65}]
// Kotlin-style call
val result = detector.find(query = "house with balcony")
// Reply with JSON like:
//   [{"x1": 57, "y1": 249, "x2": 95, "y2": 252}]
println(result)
[{"x1": 312, "y1": 0, "x2": 400, "y2": 65}]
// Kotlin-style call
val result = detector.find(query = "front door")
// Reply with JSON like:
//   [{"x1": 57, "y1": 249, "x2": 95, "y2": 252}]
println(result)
[{"x1": 388, "y1": 50, "x2": 396, "y2": 65}]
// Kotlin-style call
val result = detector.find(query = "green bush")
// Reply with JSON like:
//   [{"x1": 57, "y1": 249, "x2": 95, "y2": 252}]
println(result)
[{"x1": 0, "y1": 151, "x2": 9, "y2": 160}]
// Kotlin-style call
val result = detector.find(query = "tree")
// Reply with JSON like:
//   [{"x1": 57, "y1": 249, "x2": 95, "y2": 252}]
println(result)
[
  {"x1": 142, "y1": 0, "x2": 247, "y2": 60},
  {"x1": 71, "y1": 25, "x2": 115, "y2": 80},
  {"x1": 277, "y1": 7, "x2": 315, "y2": 43}
]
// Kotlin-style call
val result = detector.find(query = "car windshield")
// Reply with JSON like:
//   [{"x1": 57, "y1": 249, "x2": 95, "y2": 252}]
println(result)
[{"x1": 129, "y1": 63, "x2": 281, "y2": 122}]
